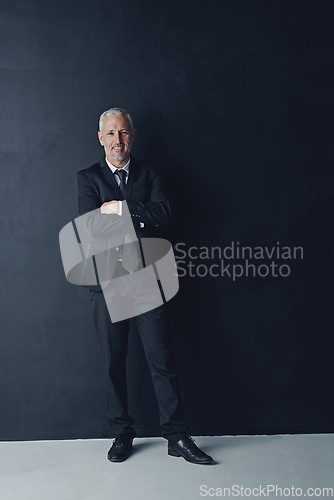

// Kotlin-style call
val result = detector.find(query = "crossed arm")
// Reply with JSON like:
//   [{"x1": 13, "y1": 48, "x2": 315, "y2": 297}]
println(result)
[{"x1": 77, "y1": 164, "x2": 171, "y2": 226}]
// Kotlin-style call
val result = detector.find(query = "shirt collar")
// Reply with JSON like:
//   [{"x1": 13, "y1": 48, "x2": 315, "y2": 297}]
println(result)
[{"x1": 105, "y1": 157, "x2": 130, "y2": 174}]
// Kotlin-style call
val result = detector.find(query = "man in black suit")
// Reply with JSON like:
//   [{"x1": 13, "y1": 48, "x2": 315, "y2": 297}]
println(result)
[{"x1": 77, "y1": 107, "x2": 213, "y2": 464}]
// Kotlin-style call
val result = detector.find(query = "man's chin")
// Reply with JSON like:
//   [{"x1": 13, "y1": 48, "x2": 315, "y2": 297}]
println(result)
[{"x1": 108, "y1": 153, "x2": 130, "y2": 164}]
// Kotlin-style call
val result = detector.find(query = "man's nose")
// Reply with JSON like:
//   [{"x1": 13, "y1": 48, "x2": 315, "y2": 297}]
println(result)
[{"x1": 115, "y1": 132, "x2": 123, "y2": 144}]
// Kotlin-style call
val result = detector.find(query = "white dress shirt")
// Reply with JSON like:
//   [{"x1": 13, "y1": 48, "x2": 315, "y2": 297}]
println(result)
[
  {"x1": 105, "y1": 157, "x2": 130, "y2": 216},
  {"x1": 105, "y1": 157, "x2": 144, "y2": 227}
]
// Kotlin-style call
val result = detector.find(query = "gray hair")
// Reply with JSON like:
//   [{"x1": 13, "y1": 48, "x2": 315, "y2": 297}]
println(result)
[{"x1": 99, "y1": 107, "x2": 134, "y2": 132}]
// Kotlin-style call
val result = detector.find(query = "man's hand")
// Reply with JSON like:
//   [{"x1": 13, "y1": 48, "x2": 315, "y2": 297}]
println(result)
[{"x1": 100, "y1": 200, "x2": 120, "y2": 215}]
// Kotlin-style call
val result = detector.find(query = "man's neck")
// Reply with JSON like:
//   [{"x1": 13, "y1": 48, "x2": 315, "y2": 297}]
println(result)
[
  {"x1": 106, "y1": 156, "x2": 130, "y2": 169},
  {"x1": 105, "y1": 156, "x2": 130, "y2": 172}
]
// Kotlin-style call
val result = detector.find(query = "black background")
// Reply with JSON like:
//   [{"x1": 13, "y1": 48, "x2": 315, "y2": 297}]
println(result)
[{"x1": 1, "y1": 0, "x2": 334, "y2": 440}]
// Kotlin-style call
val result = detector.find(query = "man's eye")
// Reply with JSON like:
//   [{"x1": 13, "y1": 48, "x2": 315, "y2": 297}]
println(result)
[
  {"x1": 107, "y1": 132, "x2": 114, "y2": 135},
  {"x1": 121, "y1": 131, "x2": 128, "y2": 135}
]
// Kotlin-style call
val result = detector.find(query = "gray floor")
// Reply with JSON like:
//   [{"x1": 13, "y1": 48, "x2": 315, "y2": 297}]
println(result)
[{"x1": 1, "y1": 434, "x2": 333, "y2": 500}]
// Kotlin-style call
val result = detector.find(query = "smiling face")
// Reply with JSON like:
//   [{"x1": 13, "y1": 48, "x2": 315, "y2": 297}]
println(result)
[{"x1": 98, "y1": 113, "x2": 136, "y2": 167}]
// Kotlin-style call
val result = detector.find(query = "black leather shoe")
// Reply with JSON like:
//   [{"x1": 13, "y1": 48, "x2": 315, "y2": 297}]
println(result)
[
  {"x1": 107, "y1": 433, "x2": 134, "y2": 462},
  {"x1": 168, "y1": 436, "x2": 213, "y2": 464}
]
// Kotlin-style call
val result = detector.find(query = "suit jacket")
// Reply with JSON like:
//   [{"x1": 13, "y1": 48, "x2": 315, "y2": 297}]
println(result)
[{"x1": 77, "y1": 156, "x2": 171, "y2": 239}]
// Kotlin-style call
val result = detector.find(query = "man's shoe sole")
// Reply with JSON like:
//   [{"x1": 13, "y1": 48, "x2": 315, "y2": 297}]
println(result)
[
  {"x1": 107, "y1": 456, "x2": 129, "y2": 463},
  {"x1": 168, "y1": 449, "x2": 213, "y2": 464}
]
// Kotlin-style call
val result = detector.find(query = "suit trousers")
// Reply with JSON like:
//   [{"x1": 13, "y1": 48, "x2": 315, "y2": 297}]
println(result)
[{"x1": 89, "y1": 289, "x2": 187, "y2": 442}]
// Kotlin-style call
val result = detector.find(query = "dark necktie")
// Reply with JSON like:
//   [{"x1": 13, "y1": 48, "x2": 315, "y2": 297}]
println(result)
[
  {"x1": 114, "y1": 168, "x2": 127, "y2": 199},
  {"x1": 113, "y1": 168, "x2": 139, "y2": 273}
]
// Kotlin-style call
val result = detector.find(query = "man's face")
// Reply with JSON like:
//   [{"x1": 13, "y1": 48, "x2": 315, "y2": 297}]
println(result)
[{"x1": 98, "y1": 114, "x2": 136, "y2": 166}]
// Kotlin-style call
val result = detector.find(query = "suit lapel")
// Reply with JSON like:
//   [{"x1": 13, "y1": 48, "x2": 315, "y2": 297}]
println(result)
[
  {"x1": 126, "y1": 156, "x2": 138, "y2": 200},
  {"x1": 99, "y1": 156, "x2": 139, "y2": 200},
  {"x1": 99, "y1": 158, "x2": 124, "y2": 199}
]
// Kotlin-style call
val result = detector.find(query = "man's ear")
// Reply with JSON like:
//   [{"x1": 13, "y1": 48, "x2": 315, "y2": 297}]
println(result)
[
  {"x1": 98, "y1": 131, "x2": 104, "y2": 146},
  {"x1": 131, "y1": 129, "x2": 136, "y2": 141}
]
